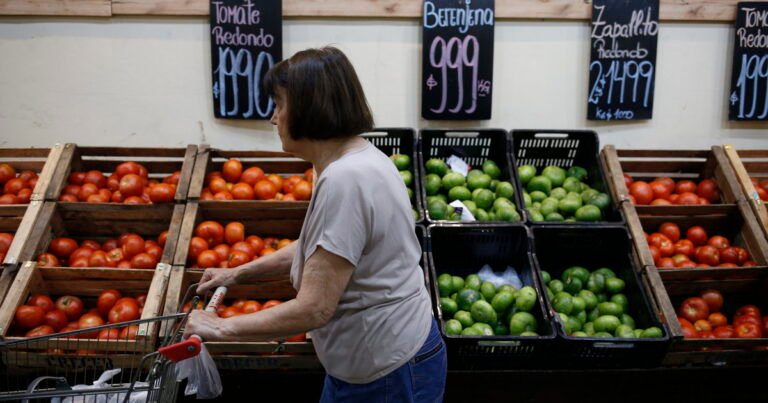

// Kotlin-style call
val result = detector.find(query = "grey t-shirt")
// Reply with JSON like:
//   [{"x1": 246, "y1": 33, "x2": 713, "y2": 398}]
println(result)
[{"x1": 290, "y1": 141, "x2": 433, "y2": 384}]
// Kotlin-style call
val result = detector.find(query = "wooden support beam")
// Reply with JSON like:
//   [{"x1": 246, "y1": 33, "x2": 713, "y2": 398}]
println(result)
[{"x1": 0, "y1": 0, "x2": 111, "y2": 17}]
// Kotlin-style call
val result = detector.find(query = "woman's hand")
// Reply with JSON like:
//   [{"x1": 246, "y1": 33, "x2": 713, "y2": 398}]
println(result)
[
  {"x1": 183, "y1": 309, "x2": 225, "y2": 341},
  {"x1": 197, "y1": 268, "x2": 239, "y2": 294}
]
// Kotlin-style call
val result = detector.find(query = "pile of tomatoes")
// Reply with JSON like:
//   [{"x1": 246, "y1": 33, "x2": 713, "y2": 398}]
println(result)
[
  {"x1": 14, "y1": 289, "x2": 146, "y2": 340},
  {"x1": 0, "y1": 164, "x2": 38, "y2": 204},
  {"x1": 200, "y1": 159, "x2": 313, "y2": 201},
  {"x1": 183, "y1": 298, "x2": 305, "y2": 342},
  {"x1": 645, "y1": 222, "x2": 756, "y2": 268},
  {"x1": 37, "y1": 232, "x2": 168, "y2": 269},
  {"x1": 188, "y1": 221, "x2": 293, "y2": 269},
  {"x1": 751, "y1": 177, "x2": 768, "y2": 201},
  {"x1": 625, "y1": 175, "x2": 720, "y2": 205},
  {"x1": 678, "y1": 289, "x2": 765, "y2": 339},
  {"x1": 0, "y1": 232, "x2": 13, "y2": 263},
  {"x1": 59, "y1": 162, "x2": 180, "y2": 204}
]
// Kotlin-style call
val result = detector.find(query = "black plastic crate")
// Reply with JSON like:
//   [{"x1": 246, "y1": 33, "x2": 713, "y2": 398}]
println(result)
[
  {"x1": 427, "y1": 224, "x2": 555, "y2": 369},
  {"x1": 419, "y1": 129, "x2": 526, "y2": 223},
  {"x1": 363, "y1": 128, "x2": 423, "y2": 223},
  {"x1": 509, "y1": 129, "x2": 622, "y2": 225},
  {"x1": 530, "y1": 225, "x2": 671, "y2": 368}
]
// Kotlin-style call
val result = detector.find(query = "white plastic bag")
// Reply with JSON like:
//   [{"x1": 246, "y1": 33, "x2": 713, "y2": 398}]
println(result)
[
  {"x1": 449, "y1": 200, "x2": 476, "y2": 222},
  {"x1": 174, "y1": 342, "x2": 222, "y2": 399},
  {"x1": 54, "y1": 369, "x2": 148, "y2": 403},
  {"x1": 478, "y1": 264, "x2": 523, "y2": 290}
]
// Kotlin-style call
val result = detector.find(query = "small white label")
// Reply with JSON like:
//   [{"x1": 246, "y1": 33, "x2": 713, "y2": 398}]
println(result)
[
  {"x1": 449, "y1": 200, "x2": 476, "y2": 222},
  {"x1": 446, "y1": 155, "x2": 470, "y2": 177}
]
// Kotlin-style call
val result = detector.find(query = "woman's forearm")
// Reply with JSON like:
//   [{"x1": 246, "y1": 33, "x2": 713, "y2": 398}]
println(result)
[{"x1": 234, "y1": 241, "x2": 297, "y2": 283}]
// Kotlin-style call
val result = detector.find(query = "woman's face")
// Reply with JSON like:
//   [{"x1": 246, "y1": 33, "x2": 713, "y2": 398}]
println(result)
[{"x1": 270, "y1": 88, "x2": 295, "y2": 153}]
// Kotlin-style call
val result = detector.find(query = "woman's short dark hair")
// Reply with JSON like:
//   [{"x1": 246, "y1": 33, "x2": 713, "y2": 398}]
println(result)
[{"x1": 263, "y1": 47, "x2": 374, "y2": 140}]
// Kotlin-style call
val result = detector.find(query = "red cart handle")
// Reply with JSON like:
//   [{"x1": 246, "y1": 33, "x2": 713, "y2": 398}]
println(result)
[{"x1": 158, "y1": 286, "x2": 227, "y2": 362}]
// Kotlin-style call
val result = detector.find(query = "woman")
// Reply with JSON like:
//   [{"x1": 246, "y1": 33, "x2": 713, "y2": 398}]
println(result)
[{"x1": 184, "y1": 46, "x2": 447, "y2": 402}]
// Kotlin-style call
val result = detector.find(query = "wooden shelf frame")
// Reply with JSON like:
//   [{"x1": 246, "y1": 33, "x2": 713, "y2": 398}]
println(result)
[{"x1": 0, "y1": 0, "x2": 746, "y2": 22}]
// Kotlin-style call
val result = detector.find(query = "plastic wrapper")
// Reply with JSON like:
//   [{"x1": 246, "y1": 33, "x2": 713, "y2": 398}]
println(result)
[
  {"x1": 478, "y1": 264, "x2": 522, "y2": 290},
  {"x1": 50, "y1": 369, "x2": 148, "y2": 403},
  {"x1": 174, "y1": 343, "x2": 222, "y2": 399}
]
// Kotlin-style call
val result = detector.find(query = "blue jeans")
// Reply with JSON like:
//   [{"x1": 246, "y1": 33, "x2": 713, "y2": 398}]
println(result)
[{"x1": 320, "y1": 318, "x2": 447, "y2": 403}]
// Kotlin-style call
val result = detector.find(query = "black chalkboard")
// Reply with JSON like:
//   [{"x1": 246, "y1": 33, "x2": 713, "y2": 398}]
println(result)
[
  {"x1": 210, "y1": 0, "x2": 282, "y2": 120},
  {"x1": 587, "y1": 0, "x2": 659, "y2": 121},
  {"x1": 421, "y1": 0, "x2": 494, "y2": 120},
  {"x1": 729, "y1": 2, "x2": 768, "y2": 121}
]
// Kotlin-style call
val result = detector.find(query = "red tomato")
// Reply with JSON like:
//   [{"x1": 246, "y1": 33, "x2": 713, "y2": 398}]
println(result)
[
  {"x1": 673, "y1": 239, "x2": 695, "y2": 258},
  {"x1": 629, "y1": 181, "x2": 653, "y2": 205},
  {"x1": 242, "y1": 300, "x2": 262, "y2": 314},
  {"x1": 136, "y1": 294, "x2": 147, "y2": 307},
  {"x1": 98, "y1": 328, "x2": 121, "y2": 340},
  {"x1": 719, "y1": 247, "x2": 741, "y2": 264},
  {"x1": 694, "y1": 320, "x2": 712, "y2": 333},
  {"x1": 0, "y1": 163, "x2": 16, "y2": 184},
  {"x1": 48, "y1": 237, "x2": 78, "y2": 259},
  {"x1": 44, "y1": 309, "x2": 69, "y2": 331},
  {"x1": 188, "y1": 237, "x2": 209, "y2": 262},
  {"x1": 224, "y1": 222, "x2": 245, "y2": 245},
  {"x1": 97, "y1": 289, "x2": 123, "y2": 316},
  {"x1": 149, "y1": 183, "x2": 175, "y2": 203},
  {"x1": 219, "y1": 307, "x2": 241, "y2": 318},
  {"x1": 686, "y1": 226, "x2": 708, "y2": 246},
  {"x1": 649, "y1": 180, "x2": 672, "y2": 200},
  {"x1": 119, "y1": 174, "x2": 144, "y2": 197},
  {"x1": 16, "y1": 188, "x2": 32, "y2": 204},
  {"x1": 293, "y1": 180, "x2": 312, "y2": 201},
  {"x1": 36, "y1": 252, "x2": 60, "y2": 268},
  {"x1": 88, "y1": 250, "x2": 109, "y2": 267},
  {"x1": 83, "y1": 170, "x2": 107, "y2": 188},
  {"x1": 164, "y1": 171, "x2": 181, "y2": 185},
  {"x1": 659, "y1": 222, "x2": 681, "y2": 243},
  {"x1": 240, "y1": 167, "x2": 265, "y2": 186},
  {"x1": 213, "y1": 191, "x2": 233, "y2": 201},
  {"x1": 708, "y1": 312, "x2": 728, "y2": 327},
  {"x1": 107, "y1": 173, "x2": 120, "y2": 191},
  {"x1": 77, "y1": 313, "x2": 105, "y2": 338},
  {"x1": 648, "y1": 233, "x2": 674, "y2": 257},
  {"x1": 675, "y1": 180, "x2": 697, "y2": 194},
  {"x1": 115, "y1": 162, "x2": 145, "y2": 178},
  {"x1": 212, "y1": 244, "x2": 230, "y2": 262},
  {"x1": 712, "y1": 325, "x2": 735, "y2": 338},
  {"x1": 733, "y1": 247, "x2": 751, "y2": 265},
  {"x1": 195, "y1": 221, "x2": 225, "y2": 247},
  {"x1": 130, "y1": 253, "x2": 157, "y2": 269},
  {"x1": 671, "y1": 253, "x2": 690, "y2": 267},
  {"x1": 254, "y1": 180, "x2": 278, "y2": 200},
  {"x1": 68, "y1": 171, "x2": 86, "y2": 185},
  {"x1": 3, "y1": 178, "x2": 26, "y2": 195},
  {"x1": 27, "y1": 295, "x2": 55, "y2": 313},
  {"x1": 734, "y1": 315, "x2": 762, "y2": 327},
  {"x1": 0, "y1": 194, "x2": 18, "y2": 204},
  {"x1": 735, "y1": 322, "x2": 762, "y2": 338},
  {"x1": 694, "y1": 246, "x2": 720, "y2": 266},
  {"x1": 0, "y1": 233, "x2": 11, "y2": 254},
  {"x1": 14, "y1": 305, "x2": 46, "y2": 329},
  {"x1": 106, "y1": 248, "x2": 125, "y2": 266},
  {"x1": 678, "y1": 317, "x2": 699, "y2": 338},
  {"x1": 735, "y1": 305, "x2": 762, "y2": 319},
  {"x1": 55, "y1": 296, "x2": 84, "y2": 321},
  {"x1": 70, "y1": 257, "x2": 90, "y2": 267},
  {"x1": 62, "y1": 185, "x2": 81, "y2": 197},
  {"x1": 231, "y1": 183, "x2": 255, "y2": 200},
  {"x1": 222, "y1": 159, "x2": 243, "y2": 183},
  {"x1": 121, "y1": 234, "x2": 146, "y2": 258},
  {"x1": 197, "y1": 250, "x2": 220, "y2": 269},
  {"x1": 246, "y1": 236, "x2": 265, "y2": 255},
  {"x1": 108, "y1": 298, "x2": 140, "y2": 323},
  {"x1": 262, "y1": 300, "x2": 282, "y2": 310},
  {"x1": 675, "y1": 192, "x2": 699, "y2": 205},
  {"x1": 110, "y1": 191, "x2": 125, "y2": 203},
  {"x1": 707, "y1": 235, "x2": 730, "y2": 250},
  {"x1": 209, "y1": 177, "x2": 228, "y2": 194},
  {"x1": 26, "y1": 325, "x2": 55, "y2": 337},
  {"x1": 230, "y1": 241, "x2": 256, "y2": 259},
  {"x1": 286, "y1": 333, "x2": 307, "y2": 342},
  {"x1": 158, "y1": 231, "x2": 168, "y2": 248},
  {"x1": 696, "y1": 179, "x2": 720, "y2": 203},
  {"x1": 679, "y1": 297, "x2": 710, "y2": 323},
  {"x1": 649, "y1": 245, "x2": 661, "y2": 265},
  {"x1": 119, "y1": 325, "x2": 140, "y2": 340},
  {"x1": 145, "y1": 245, "x2": 162, "y2": 261},
  {"x1": 228, "y1": 250, "x2": 251, "y2": 268},
  {"x1": 699, "y1": 289, "x2": 724, "y2": 313}
]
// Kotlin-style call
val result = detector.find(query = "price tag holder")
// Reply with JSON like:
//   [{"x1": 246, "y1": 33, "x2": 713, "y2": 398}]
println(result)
[
  {"x1": 421, "y1": 0, "x2": 495, "y2": 120},
  {"x1": 587, "y1": 0, "x2": 659, "y2": 121}
]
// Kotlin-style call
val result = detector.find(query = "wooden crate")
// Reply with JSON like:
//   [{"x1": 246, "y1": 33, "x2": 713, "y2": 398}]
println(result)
[
  {"x1": 722, "y1": 145, "x2": 768, "y2": 242},
  {"x1": 48, "y1": 144, "x2": 197, "y2": 203},
  {"x1": 0, "y1": 201, "x2": 45, "y2": 307},
  {"x1": 0, "y1": 145, "x2": 67, "y2": 206},
  {"x1": 641, "y1": 265, "x2": 768, "y2": 366},
  {"x1": 601, "y1": 146, "x2": 745, "y2": 214},
  {"x1": 621, "y1": 200, "x2": 768, "y2": 278},
  {"x1": 163, "y1": 201, "x2": 304, "y2": 316},
  {"x1": 0, "y1": 261, "x2": 172, "y2": 357},
  {"x1": 188, "y1": 145, "x2": 312, "y2": 208},
  {"x1": 21, "y1": 201, "x2": 186, "y2": 268}
]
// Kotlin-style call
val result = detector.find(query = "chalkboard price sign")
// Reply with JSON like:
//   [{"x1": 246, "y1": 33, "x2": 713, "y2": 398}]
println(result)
[
  {"x1": 729, "y1": 3, "x2": 768, "y2": 121},
  {"x1": 210, "y1": 0, "x2": 282, "y2": 120},
  {"x1": 587, "y1": 0, "x2": 659, "y2": 121},
  {"x1": 421, "y1": 0, "x2": 495, "y2": 120}
]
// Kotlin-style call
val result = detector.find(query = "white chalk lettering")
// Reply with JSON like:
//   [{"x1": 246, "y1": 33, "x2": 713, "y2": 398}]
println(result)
[
  {"x1": 212, "y1": 0, "x2": 260, "y2": 25},
  {"x1": 424, "y1": 0, "x2": 494, "y2": 34}
]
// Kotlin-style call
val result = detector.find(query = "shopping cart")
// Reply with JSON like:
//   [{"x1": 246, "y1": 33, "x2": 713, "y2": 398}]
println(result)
[{"x1": 0, "y1": 285, "x2": 225, "y2": 403}]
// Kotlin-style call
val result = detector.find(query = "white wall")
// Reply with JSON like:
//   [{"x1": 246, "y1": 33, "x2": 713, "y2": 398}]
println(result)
[{"x1": 0, "y1": 17, "x2": 766, "y2": 151}]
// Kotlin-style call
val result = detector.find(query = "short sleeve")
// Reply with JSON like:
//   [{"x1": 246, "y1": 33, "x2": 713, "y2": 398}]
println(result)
[{"x1": 302, "y1": 173, "x2": 370, "y2": 267}]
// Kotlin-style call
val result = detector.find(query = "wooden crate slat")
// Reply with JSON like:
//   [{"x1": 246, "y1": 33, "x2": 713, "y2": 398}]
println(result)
[
  {"x1": 0, "y1": 148, "x2": 51, "y2": 158},
  {"x1": 634, "y1": 205, "x2": 735, "y2": 215},
  {"x1": 619, "y1": 161, "x2": 706, "y2": 175},
  {"x1": 39, "y1": 267, "x2": 156, "y2": 281},
  {"x1": 0, "y1": 161, "x2": 46, "y2": 171},
  {"x1": 0, "y1": 0, "x2": 111, "y2": 16},
  {"x1": 57, "y1": 202, "x2": 175, "y2": 220},
  {"x1": 742, "y1": 162, "x2": 768, "y2": 172},
  {"x1": 737, "y1": 149, "x2": 768, "y2": 159},
  {"x1": 76, "y1": 160, "x2": 185, "y2": 174},
  {"x1": 723, "y1": 145, "x2": 768, "y2": 243},
  {"x1": 0, "y1": 205, "x2": 28, "y2": 217},
  {"x1": 3, "y1": 201, "x2": 44, "y2": 264},
  {"x1": 175, "y1": 145, "x2": 198, "y2": 202},
  {"x1": 640, "y1": 266, "x2": 683, "y2": 339},
  {"x1": 616, "y1": 149, "x2": 713, "y2": 158},
  {"x1": 659, "y1": 266, "x2": 766, "y2": 282},
  {"x1": 0, "y1": 262, "x2": 38, "y2": 336},
  {"x1": 76, "y1": 147, "x2": 190, "y2": 157}
]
